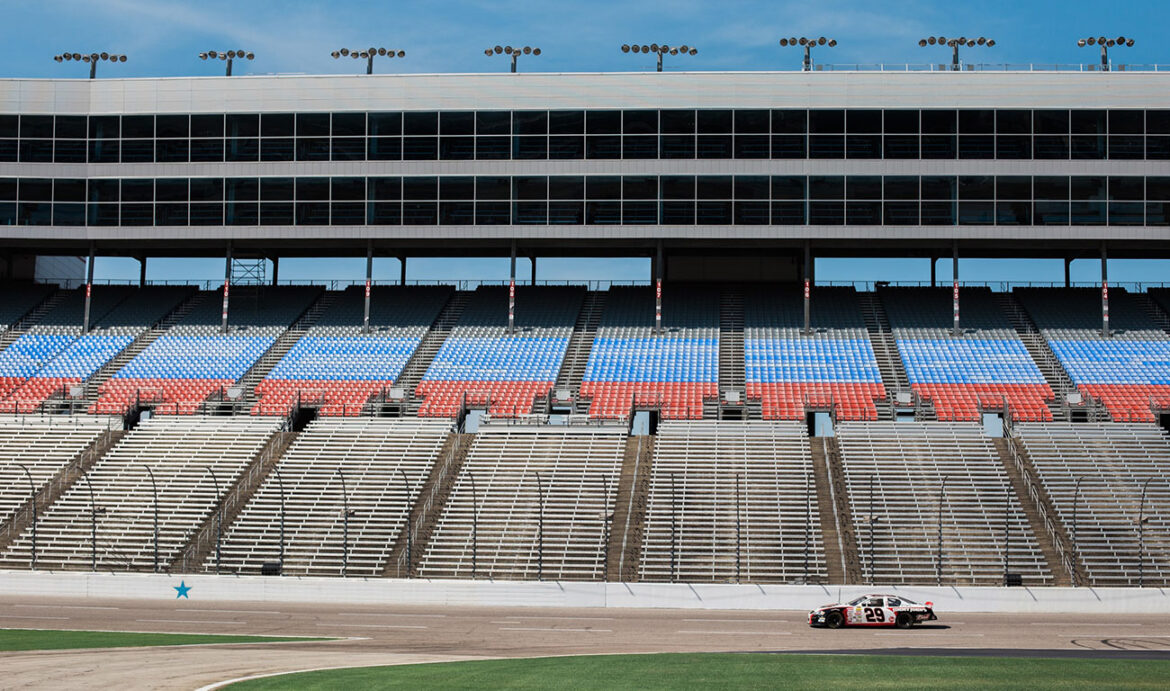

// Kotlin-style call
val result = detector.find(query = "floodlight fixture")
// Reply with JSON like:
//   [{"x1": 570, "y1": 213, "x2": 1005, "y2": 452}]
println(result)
[
  {"x1": 199, "y1": 49, "x2": 254, "y2": 76},
  {"x1": 1077, "y1": 35, "x2": 1135, "y2": 71},
  {"x1": 54, "y1": 51, "x2": 127, "y2": 79},
  {"x1": 779, "y1": 36, "x2": 838, "y2": 71},
  {"x1": 918, "y1": 35, "x2": 995, "y2": 70},
  {"x1": 620, "y1": 42, "x2": 697, "y2": 72},
  {"x1": 486, "y1": 44, "x2": 541, "y2": 72},
  {"x1": 332, "y1": 46, "x2": 406, "y2": 74}
]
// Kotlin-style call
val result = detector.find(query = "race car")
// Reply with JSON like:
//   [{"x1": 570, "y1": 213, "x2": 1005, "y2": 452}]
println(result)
[{"x1": 808, "y1": 594, "x2": 937, "y2": 629}]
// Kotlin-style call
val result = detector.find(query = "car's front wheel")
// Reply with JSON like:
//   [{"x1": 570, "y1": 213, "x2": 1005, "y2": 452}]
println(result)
[
  {"x1": 825, "y1": 611, "x2": 844, "y2": 629},
  {"x1": 895, "y1": 613, "x2": 911, "y2": 629}
]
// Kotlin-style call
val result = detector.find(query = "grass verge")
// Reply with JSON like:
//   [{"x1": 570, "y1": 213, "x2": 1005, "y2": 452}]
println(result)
[{"x1": 0, "y1": 628, "x2": 329, "y2": 652}]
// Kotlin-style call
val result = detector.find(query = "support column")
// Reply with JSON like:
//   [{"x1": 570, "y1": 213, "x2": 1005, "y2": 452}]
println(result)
[
  {"x1": 81, "y1": 244, "x2": 95, "y2": 333},
  {"x1": 138, "y1": 257, "x2": 147, "y2": 288},
  {"x1": 1064, "y1": 257, "x2": 1072, "y2": 288},
  {"x1": 271, "y1": 257, "x2": 279, "y2": 286},
  {"x1": 363, "y1": 242, "x2": 373, "y2": 334},
  {"x1": 531, "y1": 256, "x2": 537, "y2": 286},
  {"x1": 508, "y1": 241, "x2": 517, "y2": 334},
  {"x1": 399, "y1": 257, "x2": 406, "y2": 286},
  {"x1": 803, "y1": 241, "x2": 811, "y2": 335},
  {"x1": 952, "y1": 242, "x2": 960, "y2": 337},
  {"x1": 1101, "y1": 244, "x2": 1110, "y2": 338},
  {"x1": 221, "y1": 243, "x2": 232, "y2": 334},
  {"x1": 930, "y1": 257, "x2": 937, "y2": 288},
  {"x1": 655, "y1": 241, "x2": 663, "y2": 334}
]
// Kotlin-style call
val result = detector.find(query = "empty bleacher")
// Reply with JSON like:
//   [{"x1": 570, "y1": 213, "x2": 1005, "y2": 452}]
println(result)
[
  {"x1": 835, "y1": 421, "x2": 1051, "y2": 586},
  {"x1": 209, "y1": 418, "x2": 451, "y2": 576},
  {"x1": 417, "y1": 425, "x2": 625, "y2": 580},
  {"x1": 0, "y1": 416, "x2": 280, "y2": 571},
  {"x1": 881, "y1": 287, "x2": 1053, "y2": 422},
  {"x1": 1016, "y1": 288, "x2": 1170, "y2": 422},
  {"x1": 416, "y1": 285, "x2": 584, "y2": 417},
  {"x1": 744, "y1": 285, "x2": 885, "y2": 421},
  {"x1": 253, "y1": 286, "x2": 452, "y2": 416},
  {"x1": 93, "y1": 286, "x2": 321, "y2": 415},
  {"x1": 1015, "y1": 422, "x2": 1170, "y2": 587},
  {"x1": 0, "y1": 282, "x2": 55, "y2": 333},
  {"x1": 580, "y1": 285, "x2": 719, "y2": 420},
  {"x1": 639, "y1": 421, "x2": 826, "y2": 583}
]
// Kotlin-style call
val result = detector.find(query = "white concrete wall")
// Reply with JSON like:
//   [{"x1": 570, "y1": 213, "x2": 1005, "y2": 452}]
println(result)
[{"x1": 2, "y1": 570, "x2": 1167, "y2": 614}]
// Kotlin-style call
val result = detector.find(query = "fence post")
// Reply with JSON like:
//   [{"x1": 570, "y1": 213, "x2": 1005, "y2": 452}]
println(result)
[
  {"x1": 206, "y1": 466, "x2": 222, "y2": 575},
  {"x1": 274, "y1": 468, "x2": 286, "y2": 575},
  {"x1": 141, "y1": 465, "x2": 159, "y2": 573},
  {"x1": 399, "y1": 469, "x2": 414, "y2": 577}
]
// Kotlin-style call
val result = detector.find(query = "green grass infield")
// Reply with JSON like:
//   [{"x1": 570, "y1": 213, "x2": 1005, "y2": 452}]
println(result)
[
  {"x1": 0, "y1": 628, "x2": 329, "y2": 652},
  {"x1": 229, "y1": 652, "x2": 1170, "y2": 690}
]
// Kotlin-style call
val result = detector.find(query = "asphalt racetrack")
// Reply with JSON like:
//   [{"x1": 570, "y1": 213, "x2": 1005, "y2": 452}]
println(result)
[{"x1": 1, "y1": 594, "x2": 1168, "y2": 689}]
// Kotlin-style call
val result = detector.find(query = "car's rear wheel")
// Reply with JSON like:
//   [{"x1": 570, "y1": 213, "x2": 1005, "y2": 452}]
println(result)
[
  {"x1": 825, "y1": 611, "x2": 844, "y2": 629},
  {"x1": 895, "y1": 613, "x2": 911, "y2": 629}
]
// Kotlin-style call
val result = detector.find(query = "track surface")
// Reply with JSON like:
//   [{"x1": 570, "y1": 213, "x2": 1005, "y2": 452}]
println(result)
[{"x1": 2, "y1": 594, "x2": 1169, "y2": 689}]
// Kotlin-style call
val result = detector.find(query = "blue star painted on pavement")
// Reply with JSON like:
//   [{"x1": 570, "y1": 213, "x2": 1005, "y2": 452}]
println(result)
[{"x1": 174, "y1": 581, "x2": 191, "y2": 599}]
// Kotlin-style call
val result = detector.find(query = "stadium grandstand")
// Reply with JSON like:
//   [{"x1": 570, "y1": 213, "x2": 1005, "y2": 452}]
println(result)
[{"x1": 0, "y1": 66, "x2": 1167, "y2": 589}]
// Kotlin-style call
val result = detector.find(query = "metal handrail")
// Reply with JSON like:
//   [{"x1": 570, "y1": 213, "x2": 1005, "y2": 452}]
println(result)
[{"x1": 393, "y1": 425, "x2": 462, "y2": 578}]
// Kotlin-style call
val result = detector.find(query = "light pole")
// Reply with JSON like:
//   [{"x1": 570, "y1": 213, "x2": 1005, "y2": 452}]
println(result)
[
  {"x1": 485, "y1": 45, "x2": 541, "y2": 73},
  {"x1": 778, "y1": 36, "x2": 837, "y2": 71},
  {"x1": 274, "y1": 468, "x2": 286, "y2": 575},
  {"x1": 620, "y1": 43, "x2": 696, "y2": 72},
  {"x1": 917, "y1": 36, "x2": 995, "y2": 71},
  {"x1": 53, "y1": 52, "x2": 127, "y2": 79},
  {"x1": 1077, "y1": 36, "x2": 1135, "y2": 72},
  {"x1": 142, "y1": 465, "x2": 159, "y2": 573},
  {"x1": 1137, "y1": 477, "x2": 1153, "y2": 588},
  {"x1": 1072, "y1": 476, "x2": 1085, "y2": 586},
  {"x1": 399, "y1": 469, "x2": 413, "y2": 577},
  {"x1": 332, "y1": 47, "x2": 405, "y2": 75},
  {"x1": 206, "y1": 467, "x2": 222, "y2": 575},
  {"x1": 15, "y1": 464, "x2": 36, "y2": 570},
  {"x1": 198, "y1": 50, "x2": 254, "y2": 76},
  {"x1": 336, "y1": 469, "x2": 356, "y2": 577}
]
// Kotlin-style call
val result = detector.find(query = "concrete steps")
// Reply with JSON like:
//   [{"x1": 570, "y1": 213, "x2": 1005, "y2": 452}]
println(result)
[
  {"x1": 718, "y1": 287, "x2": 747, "y2": 420},
  {"x1": 609, "y1": 435, "x2": 654, "y2": 581},
  {"x1": 859, "y1": 293, "x2": 908, "y2": 420},
  {"x1": 993, "y1": 292, "x2": 1076, "y2": 422},
  {"x1": 812, "y1": 436, "x2": 862, "y2": 584},
  {"x1": 388, "y1": 291, "x2": 472, "y2": 416},
  {"x1": 544, "y1": 290, "x2": 607, "y2": 415},
  {"x1": 992, "y1": 437, "x2": 1072, "y2": 587}
]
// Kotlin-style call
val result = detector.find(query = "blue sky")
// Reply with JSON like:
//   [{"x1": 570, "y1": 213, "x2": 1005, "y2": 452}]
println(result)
[{"x1": 8, "y1": 0, "x2": 1170, "y2": 286}]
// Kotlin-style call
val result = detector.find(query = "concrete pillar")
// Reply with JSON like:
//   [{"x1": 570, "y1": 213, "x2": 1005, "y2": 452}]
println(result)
[
  {"x1": 803, "y1": 242, "x2": 811, "y2": 335},
  {"x1": 655, "y1": 241, "x2": 663, "y2": 333},
  {"x1": 363, "y1": 242, "x2": 373, "y2": 334},
  {"x1": 271, "y1": 257, "x2": 279, "y2": 286},
  {"x1": 952, "y1": 242, "x2": 960, "y2": 337},
  {"x1": 1065, "y1": 257, "x2": 1072, "y2": 288},
  {"x1": 221, "y1": 243, "x2": 232, "y2": 333},
  {"x1": 930, "y1": 257, "x2": 937, "y2": 288},
  {"x1": 508, "y1": 242, "x2": 517, "y2": 334},
  {"x1": 138, "y1": 257, "x2": 147, "y2": 288},
  {"x1": 531, "y1": 256, "x2": 537, "y2": 286},
  {"x1": 81, "y1": 245, "x2": 95, "y2": 333},
  {"x1": 1101, "y1": 244, "x2": 1110, "y2": 338},
  {"x1": 399, "y1": 257, "x2": 406, "y2": 286}
]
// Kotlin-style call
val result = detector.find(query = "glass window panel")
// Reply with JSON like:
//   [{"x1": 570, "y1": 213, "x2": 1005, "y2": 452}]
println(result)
[
  {"x1": 514, "y1": 201, "x2": 547, "y2": 224},
  {"x1": 996, "y1": 176, "x2": 1031, "y2": 199},
  {"x1": 19, "y1": 179, "x2": 53, "y2": 201},
  {"x1": 958, "y1": 176, "x2": 994, "y2": 199},
  {"x1": 959, "y1": 110, "x2": 994, "y2": 134},
  {"x1": 772, "y1": 110, "x2": 807, "y2": 134},
  {"x1": 403, "y1": 112, "x2": 438, "y2": 135},
  {"x1": 734, "y1": 176, "x2": 769, "y2": 200},
  {"x1": 548, "y1": 201, "x2": 584, "y2": 224},
  {"x1": 328, "y1": 112, "x2": 363, "y2": 137},
  {"x1": 514, "y1": 111, "x2": 548, "y2": 135},
  {"x1": 335, "y1": 201, "x2": 367, "y2": 224},
  {"x1": 996, "y1": 136, "x2": 1031, "y2": 159},
  {"x1": 87, "y1": 140, "x2": 119, "y2": 163},
  {"x1": 623, "y1": 201, "x2": 657, "y2": 224},
  {"x1": 225, "y1": 178, "x2": 259, "y2": 201},
  {"x1": 997, "y1": 110, "x2": 1031, "y2": 134},
  {"x1": 439, "y1": 136, "x2": 475, "y2": 160},
  {"x1": 87, "y1": 203, "x2": 119, "y2": 226},
  {"x1": 661, "y1": 201, "x2": 695, "y2": 225},
  {"x1": 586, "y1": 200, "x2": 622, "y2": 224},
  {"x1": 156, "y1": 115, "x2": 188, "y2": 138},
  {"x1": 0, "y1": 179, "x2": 14, "y2": 200},
  {"x1": 884, "y1": 135, "x2": 919, "y2": 159},
  {"x1": 514, "y1": 136, "x2": 547, "y2": 159},
  {"x1": 696, "y1": 176, "x2": 732, "y2": 199},
  {"x1": 121, "y1": 115, "x2": 154, "y2": 138},
  {"x1": 1071, "y1": 110, "x2": 1106, "y2": 134},
  {"x1": 191, "y1": 138, "x2": 224, "y2": 162},
  {"x1": 120, "y1": 203, "x2": 153, "y2": 226},
  {"x1": 476, "y1": 201, "x2": 510, "y2": 225},
  {"x1": 368, "y1": 177, "x2": 401, "y2": 201},
  {"x1": 660, "y1": 135, "x2": 695, "y2": 159},
  {"x1": 586, "y1": 176, "x2": 621, "y2": 199},
  {"x1": 696, "y1": 201, "x2": 732, "y2": 224},
  {"x1": 53, "y1": 203, "x2": 85, "y2": 226},
  {"x1": 808, "y1": 110, "x2": 844, "y2": 133},
  {"x1": 921, "y1": 135, "x2": 956, "y2": 159},
  {"x1": 996, "y1": 201, "x2": 1032, "y2": 225},
  {"x1": 514, "y1": 176, "x2": 545, "y2": 201},
  {"x1": 88, "y1": 115, "x2": 119, "y2": 139},
  {"x1": 368, "y1": 112, "x2": 402, "y2": 136},
  {"x1": 586, "y1": 111, "x2": 621, "y2": 134},
  {"x1": 549, "y1": 110, "x2": 584, "y2": 134},
  {"x1": 331, "y1": 177, "x2": 364, "y2": 201},
  {"x1": 261, "y1": 113, "x2": 294, "y2": 137},
  {"x1": 808, "y1": 201, "x2": 844, "y2": 224},
  {"x1": 623, "y1": 176, "x2": 658, "y2": 199},
  {"x1": 697, "y1": 110, "x2": 733, "y2": 133},
  {"x1": 190, "y1": 178, "x2": 224, "y2": 202},
  {"x1": 88, "y1": 179, "x2": 119, "y2": 203},
  {"x1": 772, "y1": 201, "x2": 805, "y2": 224},
  {"x1": 549, "y1": 176, "x2": 584, "y2": 199},
  {"x1": 548, "y1": 135, "x2": 584, "y2": 159},
  {"x1": 1108, "y1": 176, "x2": 1143, "y2": 201},
  {"x1": 772, "y1": 176, "x2": 806, "y2": 200},
  {"x1": 295, "y1": 202, "x2": 330, "y2": 225},
  {"x1": 54, "y1": 140, "x2": 86, "y2": 163},
  {"x1": 54, "y1": 179, "x2": 86, "y2": 202},
  {"x1": 696, "y1": 135, "x2": 732, "y2": 158},
  {"x1": 734, "y1": 201, "x2": 770, "y2": 224},
  {"x1": 19, "y1": 140, "x2": 53, "y2": 162},
  {"x1": 18, "y1": 202, "x2": 53, "y2": 225},
  {"x1": 1147, "y1": 202, "x2": 1170, "y2": 225},
  {"x1": 190, "y1": 203, "x2": 224, "y2": 226},
  {"x1": 624, "y1": 110, "x2": 657, "y2": 134},
  {"x1": 260, "y1": 138, "x2": 294, "y2": 161},
  {"x1": 809, "y1": 176, "x2": 844, "y2": 199},
  {"x1": 846, "y1": 201, "x2": 881, "y2": 224},
  {"x1": 260, "y1": 202, "x2": 294, "y2": 225},
  {"x1": 846, "y1": 134, "x2": 881, "y2": 158},
  {"x1": 623, "y1": 135, "x2": 658, "y2": 159},
  {"x1": 884, "y1": 110, "x2": 918, "y2": 134},
  {"x1": 1148, "y1": 136, "x2": 1170, "y2": 160},
  {"x1": 440, "y1": 111, "x2": 474, "y2": 135},
  {"x1": 1033, "y1": 176, "x2": 1069, "y2": 200},
  {"x1": 439, "y1": 201, "x2": 475, "y2": 224},
  {"x1": 1034, "y1": 110, "x2": 1069, "y2": 134},
  {"x1": 478, "y1": 176, "x2": 512, "y2": 200},
  {"x1": 369, "y1": 202, "x2": 401, "y2": 225},
  {"x1": 120, "y1": 179, "x2": 154, "y2": 202},
  {"x1": 0, "y1": 202, "x2": 14, "y2": 225},
  {"x1": 0, "y1": 115, "x2": 18, "y2": 138},
  {"x1": 808, "y1": 135, "x2": 844, "y2": 158},
  {"x1": 921, "y1": 110, "x2": 957, "y2": 134},
  {"x1": 1108, "y1": 136, "x2": 1144, "y2": 160},
  {"x1": 190, "y1": 114, "x2": 223, "y2": 138},
  {"x1": 296, "y1": 137, "x2": 330, "y2": 161},
  {"x1": 1070, "y1": 201, "x2": 1106, "y2": 224},
  {"x1": 226, "y1": 137, "x2": 259, "y2": 161},
  {"x1": 1033, "y1": 201, "x2": 1069, "y2": 224},
  {"x1": 1108, "y1": 110, "x2": 1143, "y2": 135},
  {"x1": 921, "y1": 201, "x2": 956, "y2": 224},
  {"x1": 734, "y1": 135, "x2": 770, "y2": 158},
  {"x1": 846, "y1": 176, "x2": 881, "y2": 200},
  {"x1": 439, "y1": 176, "x2": 475, "y2": 200},
  {"x1": 296, "y1": 177, "x2": 329, "y2": 200},
  {"x1": 1109, "y1": 202, "x2": 1144, "y2": 225},
  {"x1": 846, "y1": 110, "x2": 881, "y2": 133},
  {"x1": 476, "y1": 111, "x2": 510, "y2": 135},
  {"x1": 660, "y1": 110, "x2": 695, "y2": 134},
  {"x1": 883, "y1": 176, "x2": 918, "y2": 200},
  {"x1": 1034, "y1": 136, "x2": 1069, "y2": 159},
  {"x1": 772, "y1": 135, "x2": 806, "y2": 158},
  {"x1": 586, "y1": 135, "x2": 621, "y2": 158},
  {"x1": 368, "y1": 136, "x2": 402, "y2": 160},
  {"x1": 734, "y1": 110, "x2": 769, "y2": 134},
  {"x1": 155, "y1": 203, "x2": 188, "y2": 226},
  {"x1": 884, "y1": 201, "x2": 919, "y2": 225},
  {"x1": 155, "y1": 139, "x2": 189, "y2": 162},
  {"x1": 958, "y1": 201, "x2": 994, "y2": 224},
  {"x1": 155, "y1": 178, "x2": 188, "y2": 202},
  {"x1": 1147, "y1": 111, "x2": 1170, "y2": 135},
  {"x1": 1146, "y1": 177, "x2": 1170, "y2": 200},
  {"x1": 403, "y1": 177, "x2": 438, "y2": 200},
  {"x1": 20, "y1": 115, "x2": 53, "y2": 138},
  {"x1": 958, "y1": 135, "x2": 994, "y2": 159},
  {"x1": 661, "y1": 176, "x2": 695, "y2": 200},
  {"x1": 226, "y1": 113, "x2": 259, "y2": 137},
  {"x1": 1071, "y1": 176, "x2": 1106, "y2": 201},
  {"x1": 402, "y1": 136, "x2": 437, "y2": 159},
  {"x1": 330, "y1": 137, "x2": 364, "y2": 161},
  {"x1": 260, "y1": 178, "x2": 295, "y2": 201}
]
